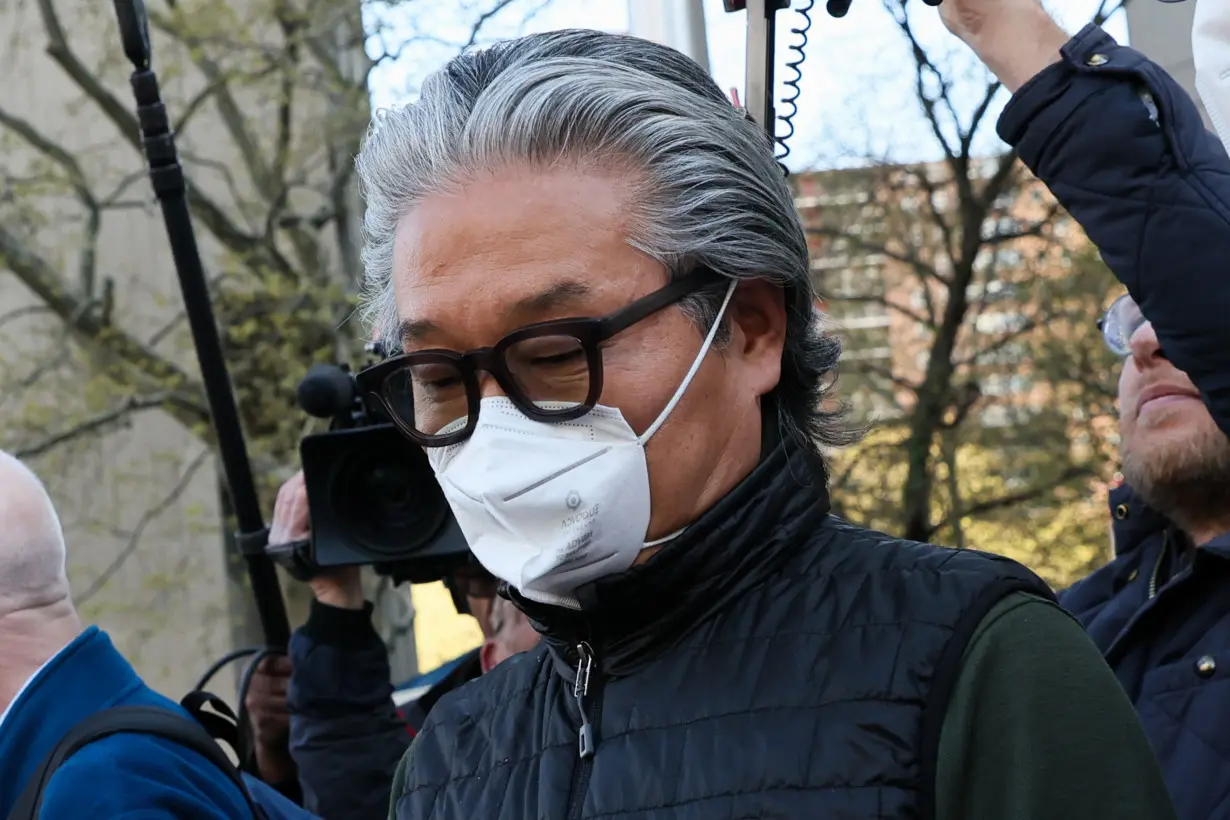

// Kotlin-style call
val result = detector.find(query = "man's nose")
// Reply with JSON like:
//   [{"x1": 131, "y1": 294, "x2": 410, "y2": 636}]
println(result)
[
  {"x1": 478, "y1": 373, "x2": 507, "y2": 400},
  {"x1": 1127, "y1": 320, "x2": 1164, "y2": 368}
]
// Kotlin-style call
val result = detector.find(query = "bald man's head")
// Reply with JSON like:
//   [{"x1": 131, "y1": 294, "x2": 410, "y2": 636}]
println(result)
[{"x1": 0, "y1": 451, "x2": 70, "y2": 614}]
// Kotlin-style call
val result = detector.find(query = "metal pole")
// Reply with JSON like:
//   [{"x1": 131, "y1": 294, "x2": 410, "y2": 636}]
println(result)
[
  {"x1": 743, "y1": 0, "x2": 777, "y2": 131},
  {"x1": 111, "y1": 0, "x2": 291, "y2": 648}
]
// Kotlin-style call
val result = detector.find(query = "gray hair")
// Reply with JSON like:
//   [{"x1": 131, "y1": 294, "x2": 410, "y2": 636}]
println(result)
[{"x1": 356, "y1": 29, "x2": 858, "y2": 455}]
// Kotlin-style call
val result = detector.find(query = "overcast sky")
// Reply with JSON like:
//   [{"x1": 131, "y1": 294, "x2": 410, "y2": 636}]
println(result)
[{"x1": 365, "y1": 0, "x2": 1132, "y2": 170}]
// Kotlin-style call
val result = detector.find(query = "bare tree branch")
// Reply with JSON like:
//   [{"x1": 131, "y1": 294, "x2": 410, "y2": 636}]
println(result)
[
  {"x1": 12, "y1": 393, "x2": 172, "y2": 460},
  {"x1": 149, "y1": 8, "x2": 273, "y2": 195},
  {"x1": 809, "y1": 224, "x2": 942, "y2": 283},
  {"x1": 173, "y1": 66, "x2": 279, "y2": 135},
  {"x1": 826, "y1": 292, "x2": 934, "y2": 329},
  {"x1": 465, "y1": 0, "x2": 525, "y2": 48},
  {"x1": 0, "y1": 106, "x2": 104, "y2": 296},
  {"x1": 896, "y1": 165, "x2": 957, "y2": 282},
  {"x1": 960, "y1": 79, "x2": 1002, "y2": 160},
  {"x1": 885, "y1": 0, "x2": 959, "y2": 163},
  {"x1": 75, "y1": 447, "x2": 210, "y2": 605},
  {"x1": 0, "y1": 342, "x2": 73, "y2": 415},
  {"x1": 0, "y1": 220, "x2": 209, "y2": 429},
  {"x1": 149, "y1": 6, "x2": 326, "y2": 277},
  {"x1": 842, "y1": 358, "x2": 920, "y2": 394},
  {"x1": 925, "y1": 464, "x2": 1099, "y2": 540},
  {"x1": 0, "y1": 304, "x2": 53, "y2": 333},
  {"x1": 32, "y1": 0, "x2": 296, "y2": 280},
  {"x1": 827, "y1": 438, "x2": 905, "y2": 494},
  {"x1": 940, "y1": 430, "x2": 966, "y2": 549}
]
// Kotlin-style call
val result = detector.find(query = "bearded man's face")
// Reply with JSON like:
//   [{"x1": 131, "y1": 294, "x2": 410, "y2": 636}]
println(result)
[{"x1": 1119, "y1": 323, "x2": 1230, "y2": 541}]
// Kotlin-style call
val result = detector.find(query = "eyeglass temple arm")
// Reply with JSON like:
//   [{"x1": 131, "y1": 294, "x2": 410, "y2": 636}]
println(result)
[{"x1": 598, "y1": 273, "x2": 717, "y2": 338}]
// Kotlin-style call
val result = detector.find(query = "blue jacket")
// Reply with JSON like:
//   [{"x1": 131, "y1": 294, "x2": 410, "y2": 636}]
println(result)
[
  {"x1": 0, "y1": 626, "x2": 314, "y2": 820},
  {"x1": 1001, "y1": 24, "x2": 1230, "y2": 820}
]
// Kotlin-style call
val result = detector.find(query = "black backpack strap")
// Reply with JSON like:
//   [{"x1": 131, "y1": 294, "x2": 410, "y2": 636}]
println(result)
[
  {"x1": 181, "y1": 689, "x2": 244, "y2": 760},
  {"x1": 7, "y1": 706, "x2": 265, "y2": 820}
]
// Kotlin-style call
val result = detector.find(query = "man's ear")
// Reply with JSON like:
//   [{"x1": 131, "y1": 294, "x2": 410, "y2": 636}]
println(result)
[
  {"x1": 480, "y1": 639, "x2": 497, "y2": 675},
  {"x1": 729, "y1": 279, "x2": 786, "y2": 398}
]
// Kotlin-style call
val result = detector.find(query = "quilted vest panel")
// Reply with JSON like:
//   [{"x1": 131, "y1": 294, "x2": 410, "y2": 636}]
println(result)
[{"x1": 394, "y1": 519, "x2": 1051, "y2": 820}]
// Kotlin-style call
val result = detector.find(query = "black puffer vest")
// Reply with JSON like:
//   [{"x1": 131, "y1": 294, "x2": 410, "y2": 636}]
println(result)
[{"x1": 393, "y1": 439, "x2": 1053, "y2": 820}]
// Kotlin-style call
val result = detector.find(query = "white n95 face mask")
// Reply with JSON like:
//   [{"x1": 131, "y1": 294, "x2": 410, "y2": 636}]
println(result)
[{"x1": 425, "y1": 279, "x2": 737, "y2": 610}]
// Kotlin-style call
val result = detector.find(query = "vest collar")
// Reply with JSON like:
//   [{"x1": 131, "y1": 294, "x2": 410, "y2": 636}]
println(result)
[
  {"x1": 0, "y1": 626, "x2": 142, "y2": 815},
  {"x1": 511, "y1": 429, "x2": 833, "y2": 679},
  {"x1": 1109, "y1": 483, "x2": 1230, "y2": 562},
  {"x1": 1108, "y1": 484, "x2": 1170, "y2": 558}
]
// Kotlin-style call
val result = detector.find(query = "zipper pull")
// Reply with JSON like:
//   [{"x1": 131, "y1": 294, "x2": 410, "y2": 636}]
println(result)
[{"x1": 574, "y1": 641, "x2": 595, "y2": 760}]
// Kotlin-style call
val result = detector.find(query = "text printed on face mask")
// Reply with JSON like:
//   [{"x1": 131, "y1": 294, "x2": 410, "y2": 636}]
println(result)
[{"x1": 561, "y1": 504, "x2": 600, "y2": 531}]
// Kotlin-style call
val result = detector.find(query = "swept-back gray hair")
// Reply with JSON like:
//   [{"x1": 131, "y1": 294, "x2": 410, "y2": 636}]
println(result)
[{"x1": 356, "y1": 29, "x2": 857, "y2": 454}]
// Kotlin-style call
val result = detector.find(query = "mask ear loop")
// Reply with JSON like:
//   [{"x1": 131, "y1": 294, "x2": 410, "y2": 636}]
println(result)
[
  {"x1": 637, "y1": 278, "x2": 739, "y2": 447},
  {"x1": 640, "y1": 278, "x2": 734, "y2": 550}
]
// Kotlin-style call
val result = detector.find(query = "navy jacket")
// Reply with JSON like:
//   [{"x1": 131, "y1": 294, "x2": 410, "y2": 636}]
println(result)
[
  {"x1": 288, "y1": 601, "x2": 413, "y2": 820},
  {"x1": 1003, "y1": 24, "x2": 1230, "y2": 820},
  {"x1": 0, "y1": 626, "x2": 313, "y2": 820}
]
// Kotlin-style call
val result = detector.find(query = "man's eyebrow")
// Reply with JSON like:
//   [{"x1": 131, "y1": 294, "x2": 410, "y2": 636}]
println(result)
[
  {"x1": 397, "y1": 280, "x2": 592, "y2": 347},
  {"x1": 397, "y1": 318, "x2": 438, "y2": 346},
  {"x1": 512, "y1": 280, "x2": 592, "y2": 315}
]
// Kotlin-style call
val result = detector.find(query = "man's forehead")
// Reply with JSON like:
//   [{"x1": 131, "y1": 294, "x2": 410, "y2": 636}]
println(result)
[{"x1": 396, "y1": 278, "x2": 597, "y2": 347}]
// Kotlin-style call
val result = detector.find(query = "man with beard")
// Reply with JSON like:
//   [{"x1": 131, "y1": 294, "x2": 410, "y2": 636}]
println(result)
[
  {"x1": 1060, "y1": 295, "x2": 1230, "y2": 820},
  {"x1": 941, "y1": 0, "x2": 1230, "y2": 816}
]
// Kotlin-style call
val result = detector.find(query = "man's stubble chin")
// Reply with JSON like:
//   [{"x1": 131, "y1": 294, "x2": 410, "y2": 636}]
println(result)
[{"x1": 1121, "y1": 414, "x2": 1230, "y2": 539}]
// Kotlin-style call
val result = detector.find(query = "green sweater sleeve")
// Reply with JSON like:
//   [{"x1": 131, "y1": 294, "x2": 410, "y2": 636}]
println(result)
[{"x1": 935, "y1": 591, "x2": 1176, "y2": 820}]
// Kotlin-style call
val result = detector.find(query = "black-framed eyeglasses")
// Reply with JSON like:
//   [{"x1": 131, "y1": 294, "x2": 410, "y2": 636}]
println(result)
[
  {"x1": 1096, "y1": 293, "x2": 1147, "y2": 358},
  {"x1": 355, "y1": 271, "x2": 715, "y2": 447}
]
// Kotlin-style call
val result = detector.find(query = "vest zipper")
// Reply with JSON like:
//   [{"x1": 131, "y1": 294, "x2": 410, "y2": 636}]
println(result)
[
  {"x1": 1147, "y1": 531, "x2": 1168, "y2": 600},
  {"x1": 1106, "y1": 531, "x2": 1191, "y2": 665},
  {"x1": 566, "y1": 641, "x2": 602, "y2": 820}
]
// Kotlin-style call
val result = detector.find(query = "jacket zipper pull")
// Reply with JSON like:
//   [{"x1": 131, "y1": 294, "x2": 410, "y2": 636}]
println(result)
[{"x1": 573, "y1": 641, "x2": 596, "y2": 760}]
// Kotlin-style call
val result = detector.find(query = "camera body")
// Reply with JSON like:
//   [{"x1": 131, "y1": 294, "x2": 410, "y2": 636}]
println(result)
[{"x1": 272, "y1": 357, "x2": 472, "y2": 585}]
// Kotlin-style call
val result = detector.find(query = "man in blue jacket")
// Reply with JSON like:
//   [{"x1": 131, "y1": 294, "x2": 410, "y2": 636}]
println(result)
[
  {"x1": 0, "y1": 450, "x2": 315, "y2": 820},
  {"x1": 944, "y1": 2, "x2": 1230, "y2": 817}
]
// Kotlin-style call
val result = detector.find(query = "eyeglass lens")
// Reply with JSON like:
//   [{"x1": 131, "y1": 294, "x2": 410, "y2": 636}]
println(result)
[
  {"x1": 1102, "y1": 294, "x2": 1147, "y2": 357},
  {"x1": 382, "y1": 333, "x2": 592, "y2": 437}
]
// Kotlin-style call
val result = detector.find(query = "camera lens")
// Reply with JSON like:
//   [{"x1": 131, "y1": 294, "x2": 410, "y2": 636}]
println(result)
[{"x1": 330, "y1": 451, "x2": 446, "y2": 557}]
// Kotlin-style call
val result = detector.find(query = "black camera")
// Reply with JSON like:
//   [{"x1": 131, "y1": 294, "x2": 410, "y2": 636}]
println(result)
[{"x1": 266, "y1": 353, "x2": 472, "y2": 586}]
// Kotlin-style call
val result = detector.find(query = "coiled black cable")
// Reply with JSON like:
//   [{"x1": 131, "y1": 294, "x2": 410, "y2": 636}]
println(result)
[
  {"x1": 234, "y1": 646, "x2": 287, "y2": 773},
  {"x1": 193, "y1": 646, "x2": 263, "y2": 692},
  {"x1": 192, "y1": 645, "x2": 286, "y2": 775},
  {"x1": 776, "y1": 0, "x2": 815, "y2": 174}
]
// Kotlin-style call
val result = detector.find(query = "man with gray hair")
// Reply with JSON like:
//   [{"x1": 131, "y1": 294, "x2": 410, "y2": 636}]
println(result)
[
  {"x1": 0, "y1": 451, "x2": 315, "y2": 819},
  {"x1": 352, "y1": 29, "x2": 1174, "y2": 820}
]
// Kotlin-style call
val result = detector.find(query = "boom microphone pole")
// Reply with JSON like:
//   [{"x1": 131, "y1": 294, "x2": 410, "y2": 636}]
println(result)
[{"x1": 111, "y1": 0, "x2": 291, "y2": 648}]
